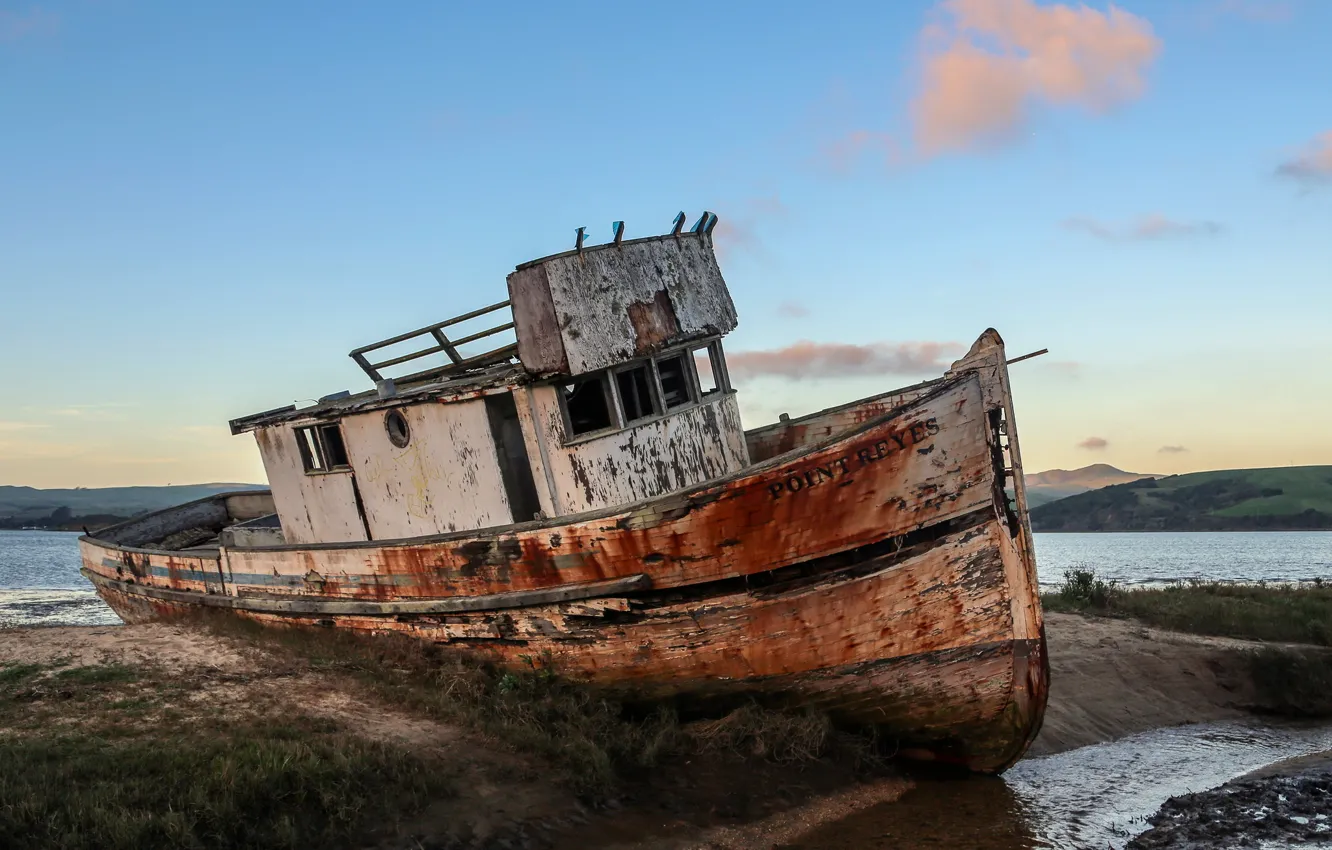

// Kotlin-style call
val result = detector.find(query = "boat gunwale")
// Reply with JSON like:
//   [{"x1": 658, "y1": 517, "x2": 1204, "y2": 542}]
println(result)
[{"x1": 82, "y1": 371, "x2": 961, "y2": 558}]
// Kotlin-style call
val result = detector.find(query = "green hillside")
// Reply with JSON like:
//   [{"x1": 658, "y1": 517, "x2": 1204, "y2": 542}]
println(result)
[
  {"x1": 1030, "y1": 466, "x2": 1332, "y2": 532},
  {"x1": 0, "y1": 484, "x2": 267, "y2": 522}
]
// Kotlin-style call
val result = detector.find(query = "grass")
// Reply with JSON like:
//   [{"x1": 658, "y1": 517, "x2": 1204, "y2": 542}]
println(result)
[
  {"x1": 1250, "y1": 647, "x2": 1332, "y2": 718},
  {"x1": 0, "y1": 659, "x2": 453, "y2": 850},
  {"x1": 204, "y1": 615, "x2": 883, "y2": 798},
  {"x1": 1042, "y1": 569, "x2": 1332, "y2": 646},
  {"x1": 0, "y1": 722, "x2": 451, "y2": 850}
]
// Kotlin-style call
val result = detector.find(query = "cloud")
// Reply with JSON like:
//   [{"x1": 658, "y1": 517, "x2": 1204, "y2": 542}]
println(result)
[
  {"x1": 1158, "y1": 445, "x2": 1189, "y2": 453},
  {"x1": 1077, "y1": 436, "x2": 1109, "y2": 450},
  {"x1": 819, "y1": 130, "x2": 901, "y2": 173},
  {"x1": 712, "y1": 195, "x2": 789, "y2": 260},
  {"x1": 1063, "y1": 214, "x2": 1224, "y2": 241},
  {"x1": 724, "y1": 340, "x2": 965, "y2": 381},
  {"x1": 776, "y1": 301, "x2": 810, "y2": 318},
  {"x1": 910, "y1": 0, "x2": 1161, "y2": 157},
  {"x1": 0, "y1": 7, "x2": 58, "y2": 43},
  {"x1": 1276, "y1": 130, "x2": 1332, "y2": 188},
  {"x1": 1045, "y1": 360, "x2": 1081, "y2": 376}
]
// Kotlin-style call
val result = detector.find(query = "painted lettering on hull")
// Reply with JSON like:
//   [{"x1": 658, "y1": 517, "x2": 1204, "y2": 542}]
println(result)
[{"x1": 768, "y1": 417, "x2": 941, "y2": 499}]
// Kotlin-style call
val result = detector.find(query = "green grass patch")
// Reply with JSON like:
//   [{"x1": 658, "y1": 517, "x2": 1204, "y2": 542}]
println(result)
[
  {"x1": 1249, "y1": 646, "x2": 1332, "y2": 718},
  {"x1": 0, "y1": 662, "x2": 47, "y2": 685},
  {"x1": 1042, "y1": 569, "x2": 1332, "y2": 645},
  {"x1": 0, "y1": 720, "x2": 453, "y2": 850},
  {"x1": 52, "y1": 663, "x2": 141, "y2": 686}
]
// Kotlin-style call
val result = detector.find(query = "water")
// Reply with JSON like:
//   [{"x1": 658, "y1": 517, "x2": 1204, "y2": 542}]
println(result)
[
  {"x1": 795, "y1": 720, "x2": 1332, "y2": 849},
  {"x1": 1034, "y1": 531, "x2": 1332, "y2": 588},
  {"x1": 2, "y1": 528, "x2": 1330, "y2": 626},
  {"x1": 0, "y1": 530, "x2": 120, "y2": 627}
]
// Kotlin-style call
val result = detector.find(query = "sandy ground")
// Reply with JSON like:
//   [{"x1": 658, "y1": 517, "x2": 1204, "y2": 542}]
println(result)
[
  {"x1": 1030, "y1": 612, "x2": 1258, "y2": 757},
  {"x1": 0, "y1": 613, "x2": 1275, "y2": 849}
]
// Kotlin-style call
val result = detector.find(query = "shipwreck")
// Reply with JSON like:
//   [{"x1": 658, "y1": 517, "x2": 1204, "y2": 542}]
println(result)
[{"x1": 79, "y1": 214, "x2": 1049, "y2": 772}]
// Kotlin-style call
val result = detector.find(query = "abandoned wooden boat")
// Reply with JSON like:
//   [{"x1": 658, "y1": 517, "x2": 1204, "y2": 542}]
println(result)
[{"x1": 79, "y1": 214, "x2": 1048, "y2": 772}]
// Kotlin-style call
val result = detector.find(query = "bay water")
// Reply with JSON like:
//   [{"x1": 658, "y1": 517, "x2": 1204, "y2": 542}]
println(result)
[{"x1": 2, "y1": 529, "x2": 1329, "y2": 628}]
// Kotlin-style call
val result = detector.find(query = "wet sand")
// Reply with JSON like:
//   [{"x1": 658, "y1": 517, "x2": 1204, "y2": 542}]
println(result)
[{"x1": 0, "y1": 613, "x2": 1302, "y2": 849}]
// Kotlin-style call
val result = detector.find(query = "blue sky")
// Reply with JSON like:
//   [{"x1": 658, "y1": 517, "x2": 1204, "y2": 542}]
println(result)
[{"x1": 2, "y1": 0, "x2": 1329, "y2": 488}]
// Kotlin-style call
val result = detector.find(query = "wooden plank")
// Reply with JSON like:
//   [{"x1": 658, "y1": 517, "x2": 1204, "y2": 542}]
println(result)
[{"x1": 82, "y1": 568, "x2": 651, "y2": 615}]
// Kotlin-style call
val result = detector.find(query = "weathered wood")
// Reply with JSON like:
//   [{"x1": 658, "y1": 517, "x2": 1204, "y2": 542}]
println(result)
[
  {"x1": 507, "y1": 233, "x2": 737, "y2": 377},
  {"x1": 81, "y1": 568, "x2": 649, "y2": 615}
]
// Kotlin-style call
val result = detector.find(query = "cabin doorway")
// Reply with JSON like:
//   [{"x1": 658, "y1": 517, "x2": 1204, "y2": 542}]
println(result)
[{"x1": 485, "y1": 394, "x2": 543, "y2": 523}]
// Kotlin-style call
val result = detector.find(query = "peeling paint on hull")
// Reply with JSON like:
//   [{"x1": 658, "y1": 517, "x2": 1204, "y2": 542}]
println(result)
[{"x1": 80, "y1": 331, "x2": 1047, "y2": 773}]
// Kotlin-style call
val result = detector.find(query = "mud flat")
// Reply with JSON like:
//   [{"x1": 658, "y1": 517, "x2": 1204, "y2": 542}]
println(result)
[{"x1": 0, "y1": 612, "x2": 1322, "y2": 849}]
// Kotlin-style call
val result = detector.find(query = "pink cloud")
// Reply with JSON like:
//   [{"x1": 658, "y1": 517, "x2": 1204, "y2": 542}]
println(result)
[
  {"x1": 1159, "y1": 445, "x2": 1189, "y2": 454},
  {"x1": 820, "y1": 130, "x2": 901, "y2": 172},
  {"x1": 712, "y1": 195, "x2": 788, "y2": 260},
  {"x1": 776, "y1": 301, "x2": 810, "y2": 318},
  {"x1": 1077, "y1": 436, "x2": 1109, "y2": 450},
  {"x1": 725, "y1": 340, "x2": 965, "y2": 381},
  {"x1": 1063, "y1": 213, "x2": 1223, "y2": 241},
  {"x1": 1276, "y1": 130, "x2": 1332, "y2": 188},
  {"x1": 911, "y1": 0, "x2": 1161, "y2": 156}
]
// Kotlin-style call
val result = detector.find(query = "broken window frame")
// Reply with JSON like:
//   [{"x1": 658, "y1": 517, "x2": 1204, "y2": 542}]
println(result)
[
  {"x1": 612, "y1": 362, "x2": 662, "y2": 424},
  {"x1": 556, "y1": 337, "x2": 734, "y2": 446},
  {"x1": 558, "y1": 373, "x2": 619, "y2": 439},
  {"x1": 294, "y1": 423, "x2": 353, "y2": 474},
  {"x1": 654, "y1": 351, "x2": 696, "y2": 410},
  {"x1": 690, "y1": 339, "x2": 730, "y2": 397}
]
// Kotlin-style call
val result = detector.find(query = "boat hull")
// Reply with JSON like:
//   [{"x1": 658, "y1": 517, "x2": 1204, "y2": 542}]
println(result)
[{"x1": 81, "y1": 331, "x2": 1048, "y2": 772}]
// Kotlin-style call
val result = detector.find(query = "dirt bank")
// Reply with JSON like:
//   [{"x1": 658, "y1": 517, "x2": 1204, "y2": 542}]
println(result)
[
  {"x1": 0, "y1": 613, "x2": 1283, "y2": 849},
  {"x1": 1030, "y1": 612, "x2": 1260, "y2": 756}
]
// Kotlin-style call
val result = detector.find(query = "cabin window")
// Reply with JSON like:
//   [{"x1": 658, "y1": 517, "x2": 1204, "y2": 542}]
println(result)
[
  {"x1": 615, "y1": 364, "x2": 659, "y2": 423},
  {"x1": 655, "y1": 353, "x2": 694, "y2": 409},
  {"x1": 295, "y1": 424, "x2": 351, "y2": 473},
  {"x1": 385, "y1": 410, "x2": 411, "y2": 448},
  {"x1": 693, "y1": 341, "x2": 728, "y2": 396},
  {"x1": 562, "y1": 375, "x2": 614, "y2": 436}
]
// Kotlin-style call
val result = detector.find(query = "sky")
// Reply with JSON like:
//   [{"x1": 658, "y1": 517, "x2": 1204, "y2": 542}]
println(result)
[{"x1": 2, "y1": 0, "x2": 1330, "y2": 489}]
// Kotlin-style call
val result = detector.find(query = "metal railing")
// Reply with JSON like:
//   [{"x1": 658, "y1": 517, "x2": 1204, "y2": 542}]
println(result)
[{"x1": 348, "y1": 299, "x2": 518, "y2": 383}]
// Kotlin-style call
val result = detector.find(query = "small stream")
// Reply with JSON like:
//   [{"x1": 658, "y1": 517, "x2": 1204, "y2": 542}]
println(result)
[{"x1": 793, "y1": 720, "x2": 1332, "y2": 849}]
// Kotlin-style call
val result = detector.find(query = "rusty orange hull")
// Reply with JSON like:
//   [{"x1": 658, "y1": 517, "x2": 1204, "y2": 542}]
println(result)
[{"x1": 80, "y1": 332, "x2": 1047, "y2": 772}]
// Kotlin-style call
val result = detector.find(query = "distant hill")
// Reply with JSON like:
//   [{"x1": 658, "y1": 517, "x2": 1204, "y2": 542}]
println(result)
[
  {"x1": 1025, "y1": 464, "x2": 1158, "y2": 508},
  {"x1": 0, "y1": 483, "x2": 267, "y2": 522},
  {"x1": 1030, "y1": 466, "x2": 1332, "y2": 531}
]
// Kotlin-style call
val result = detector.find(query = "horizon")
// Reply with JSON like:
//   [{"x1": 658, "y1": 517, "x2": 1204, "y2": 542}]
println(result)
[{"x1": 3, "y1": 0, "x2": 1330, "y2": 488}]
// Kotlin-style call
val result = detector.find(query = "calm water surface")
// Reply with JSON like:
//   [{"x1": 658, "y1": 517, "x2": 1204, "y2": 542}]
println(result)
[
  {"x1": 1034, "y1": 531, "x2": 1332, "y2": 587},
  {"x1": 0, "y1": 530, "x2": 119, "y2": 627}
]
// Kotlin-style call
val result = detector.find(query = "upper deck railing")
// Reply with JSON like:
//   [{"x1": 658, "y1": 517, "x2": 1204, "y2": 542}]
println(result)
[{"x1": 348, "y1": 299, "x2": 518, "y2": 384}]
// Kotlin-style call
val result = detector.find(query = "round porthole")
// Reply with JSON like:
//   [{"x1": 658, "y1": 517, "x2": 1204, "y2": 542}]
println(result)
[{"x1": 385, "y1": 410, "x2": 411, "y2": 448}]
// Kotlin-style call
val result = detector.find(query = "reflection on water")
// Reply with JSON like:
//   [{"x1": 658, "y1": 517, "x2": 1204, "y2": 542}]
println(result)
[{"x1": 795, "y1": 721, "x2": 1332, "y2": 850}]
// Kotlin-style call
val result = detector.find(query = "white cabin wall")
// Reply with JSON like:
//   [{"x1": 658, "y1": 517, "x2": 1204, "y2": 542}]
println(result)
[
  {"x1": 340, "y1": 400, "x2": 513, "y2": 538},
  {"x1": 526, "y1": 386, "x2": 750, "y2": 515},
  {"x1": 253, "y1": 425, "x2": 369, "y2": 545}
]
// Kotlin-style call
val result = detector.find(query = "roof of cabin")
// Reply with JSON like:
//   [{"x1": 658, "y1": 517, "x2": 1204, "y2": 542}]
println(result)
[{"x1": 228, "y1": 360, "x2": 526, "y2": 434}]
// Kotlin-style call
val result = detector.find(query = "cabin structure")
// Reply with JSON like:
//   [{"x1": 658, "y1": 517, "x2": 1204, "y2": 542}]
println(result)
[{"x1": 228, "y1": 217, "x2": 750, "y2": 546}]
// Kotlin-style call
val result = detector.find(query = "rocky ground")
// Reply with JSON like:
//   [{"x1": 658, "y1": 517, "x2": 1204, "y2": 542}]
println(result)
[{"x1": 1129, "y1": 768, "x2": 1332, "y2": 848}]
